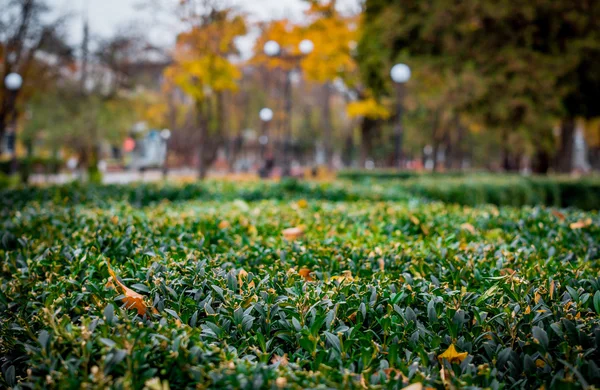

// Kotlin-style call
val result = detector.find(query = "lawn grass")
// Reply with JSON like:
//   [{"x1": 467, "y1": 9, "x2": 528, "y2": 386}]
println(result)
[{"x1": 1, "y1": 181, "x2": 599, "y2": 389}]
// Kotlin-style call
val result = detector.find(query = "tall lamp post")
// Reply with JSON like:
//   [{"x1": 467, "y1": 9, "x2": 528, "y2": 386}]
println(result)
[
  {"x1": 259, "y1": 108, "x2": 273, "y2": 158},
  {"x1": 4, "y1": 72, "x2": 23, "y2": 176},
  {"x1": 263, "y1": 39, "x2": 314, "y2": 177},
  {"x1": 160, "y1": 128, "x2": 171, "y2": 179},
  {"x1": 259, "y1": 107, "x2": 273, "y2": 178},
  {"x1": 390, "y1": 63, "x2": 411, "y2": 168}
]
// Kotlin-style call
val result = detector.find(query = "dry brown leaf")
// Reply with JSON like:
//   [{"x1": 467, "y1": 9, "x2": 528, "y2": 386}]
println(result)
[
  {"x1": 275, "y1": 377, "x2": 287, "y2": 388},
  {"x1": 438, "y1": 344, "x2": 468, "y2": 364},
  {"x1": 401, "y1": 383, "x2": 423, "y2": 390},
  {"x1": 549, "y1": 280, "x2": 555, "y2": 299},
  {"x1": 383, "y1": 368, "x2": 406, "y2": 381},
  {"x1": 298, "y1": 268, "x2": 313, "y2": 281},
  {"x1": 570, "y1": 218, "x2": 592, "y2": 230},
  {"x1": 378, "y1": 257, "x2": 385, "y2": 272},
  {"x1": 409, "y1": 215, "x2": 420, "y2": 225},
  {"x1": 282, "y1": 226, "x2": 304, "y2": 240},
  {"x1": 524, "y1": 305, "x2": 531, "y2": 314},
  {"x1": 551, "y1": 210, "x2": 566, "y2": 221},
  {"x1": 238, "y1": 269, "x2": 248, "y2": 287},
  {"x1": 106, "y1": 260, "x2": 154, "y2": 316},
  {"x1": 271, "y1": 353, "x2": 289, "y2": 366},
  {"x1": 460, "y1": 223, "x2": 476, "y2": 234}
]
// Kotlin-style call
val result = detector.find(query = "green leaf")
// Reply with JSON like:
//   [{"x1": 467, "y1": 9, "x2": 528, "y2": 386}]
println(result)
[
  {"x1": 532, "y1": 326, "x2": 549, "y2": 351},
  {"x1": 324, "y1": 331, "x2": 341, "y2": 353}
]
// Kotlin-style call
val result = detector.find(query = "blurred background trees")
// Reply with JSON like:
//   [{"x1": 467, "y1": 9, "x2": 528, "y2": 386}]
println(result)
[{"x1": 1, "y1": 0, "x2": 599, "y2": 182}]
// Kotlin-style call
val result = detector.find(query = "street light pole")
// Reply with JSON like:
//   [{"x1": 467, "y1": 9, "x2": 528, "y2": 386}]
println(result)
[
  {"x1": 160, "y1": 129, "x2": 171, "y2": 179},
  {"x1": 283, "y1": 70, "x2": 293, "y2": 177},
  {"x1": 393, "y1": 83, "x2": 404, "y2": 168},
  {"x1": 4, "y1": 73, "x2": 23, "y2": 176},
  {"x1": 259, "y1": 107, "x2": 273, "y2": 178},
  {"x1": 390, "y1": 63, "x2": 411, "y2": 168}
]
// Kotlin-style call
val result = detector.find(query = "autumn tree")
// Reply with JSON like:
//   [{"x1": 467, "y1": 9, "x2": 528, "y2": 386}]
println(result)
[
  {"x1": 0, "y1": 0, "x2": 71, "y2": 155},
  {"x1": 301, "y1": 0, "x2": 359, "y2": 167},
  {"x1": 358, "y1": 0, "x2": 600, "y2": 173},
  {"x1": 165, "y1": 1, "x2": 246, "y2": 179}
]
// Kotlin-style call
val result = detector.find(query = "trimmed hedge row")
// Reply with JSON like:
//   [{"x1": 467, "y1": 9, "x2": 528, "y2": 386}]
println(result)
[
  {"x1": 338, "y1": 169, "x2": 469, "y2": 181},
  {"x1": 403, "y1": 176, "x2": 600, "y2": 210},
  {"x1": 0, "y1": 179, "x2": 412, "y2": 210},
  {"x1": 1, "y1": 188, "x2": 599, "y2": 388},
  {"x1": 1, "y1": 174, "x2": 598, "y2": 210}
]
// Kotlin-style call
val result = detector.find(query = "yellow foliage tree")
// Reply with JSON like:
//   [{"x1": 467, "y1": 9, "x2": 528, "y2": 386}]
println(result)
[
  {"x1": 301, "y1": 1, "x2": 359, "y2": 85},
  {"x1": 164, "y1": 5, "x2": 246, "y2": 178},
  {"x1": 346, "y1": 96, "x2": 390, "y2": 120}
]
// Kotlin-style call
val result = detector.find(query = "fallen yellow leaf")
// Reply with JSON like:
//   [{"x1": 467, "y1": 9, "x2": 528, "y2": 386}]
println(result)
[
  {"x1": 524, "y1": 305, "x2": 531, "y2": 314},
  {"x1": 552, "y1": 210, "x2": 566, "y2": 221},
  {"x1": 535, "y1": 359, "x2": 546, "y2": 368},
  {"x1": 330, "y1": 270, "x2": 354, "y2": 283},
  {"x1": 218, "y1": 220, "x2": 230, "y2": 229},
  {"x1": 570, "y1": 218, "x2": 592, "y2": 229},
  {"x1": 401, "y1": 383, "x2": 423, "y2": 390},
  {"x1": 298, "y1": 268, "x2": 313, "y2": 281},
  {"x1": 283, "y1": 226, "x2": 304, "y2": 240},
  {"x1": 297, "y1": 199, "x2": 308, "y2": 209},
  {"x1": 438, "y1": 344, "x2": 468, "y2": 364},
  {"x1": 378, "y1": 257, "x2": 385, "y2": 272},
  {"x1": 549, "y1": 280, "x2": 555, "y2": 299},
  {"x1": 106, "y1": 260, "x2": 154, "y2": 316}
]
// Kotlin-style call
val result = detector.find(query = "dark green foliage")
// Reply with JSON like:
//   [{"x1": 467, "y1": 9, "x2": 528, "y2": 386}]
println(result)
[
  {"x1": 0, "y1": 181, "x2": 599, "y2": 388},
  {"x1": 403, "y1": 176, "x2": 600, "y2": 210}
]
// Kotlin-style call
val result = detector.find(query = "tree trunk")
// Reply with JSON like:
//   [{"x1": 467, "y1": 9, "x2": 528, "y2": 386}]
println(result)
[
  {"x1": 322, "y1": 82, "x2": 332, "y2": 168},
  {"x1": 532, "y1": 148, "x2": 551, "y2": 174},
  {"x1": 432, "y1": 140, "x2": 440, "y2": 172},
  {"x1": 360, "y1": 117, "x2": 377, "y2": 168},
  {"x1": 452, "y1": 118, "x2": 465, "y2": 170},
  {"x1": 431, "y1": 111, "x2": 441, "y2": 171},
  {"x1": 196, "y1": 99, "x2": 208, "y2": 180},
  {"x1": 501, "y1": 127, "x2": 511, "y2": 171},
  {"x1": 556, "y1": 118, "x2": 575, "y2": 173}
]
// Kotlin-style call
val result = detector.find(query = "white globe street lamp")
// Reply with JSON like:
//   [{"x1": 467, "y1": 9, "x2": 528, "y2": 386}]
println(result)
[
  {"x1": 4, "y1": 73, "x2": 23, "y2": 91},
  {"x1": 299, "y1": 39, "x2": 314, "y2": 55},
  {"x1": 160, "y1": 128, "x2": 171, "y2": 140},
  {"x1": 259, "y1": 108, "x2": 273, "y2": 122},
  {"x1": 390, "y1": 63, "x2": 411, "y2": 168},
  {"x1": 390, "y1": 63, "x2": 411, "y2": 83},
  {"x1": 264, "y1": 40, "x2": 280, "y2": 57}
]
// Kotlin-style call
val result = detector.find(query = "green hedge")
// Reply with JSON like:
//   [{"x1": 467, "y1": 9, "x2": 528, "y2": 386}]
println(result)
[
  {"x1": 338, "y1": 169, "x2": 470, "y2": 181},
  {"x1": 0, "y1": 179, "x2": 412, "y2": 209},
  {"x1": 1, "y1": 183, "x2": 599, "y2": 388},
  {"x1": 402, "y1": 176, "x2": 600, "y2": 210}
]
